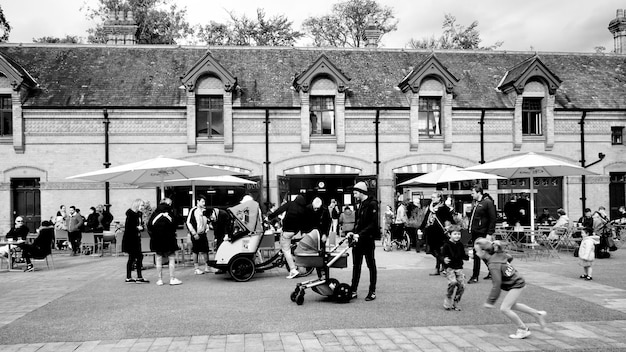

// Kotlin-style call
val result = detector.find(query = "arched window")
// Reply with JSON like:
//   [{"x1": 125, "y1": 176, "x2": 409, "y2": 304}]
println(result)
[
  {"x1": 309, "y1": 77, "x2": 336, "y2": 136},
  {"x1": 195, "y1": 75, "x2": 224, "y2": 138},
  {"x1": 418, "y1": 78, "x2": 443, "y2": 137},
  {"x1": 0, "y1": 74, "x2": 12, "y2": 137},
  {"x1": 521, "y1": 80, "x2": 546, "y2": 136}
]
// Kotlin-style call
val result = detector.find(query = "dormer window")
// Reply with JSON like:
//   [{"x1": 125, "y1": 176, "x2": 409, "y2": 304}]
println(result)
[
  {"x1": 310, "y1": 96, "x2": 334, "y2": 135},
  {"x1": 0, "y1": 95, "x2": 11, "y2": 136},
  {"x1": 522, "y1": 97, "x2": 542, "y2": 136},
  {"x1": 196, "y1": 95, "x2": 223, "y2": 137}
]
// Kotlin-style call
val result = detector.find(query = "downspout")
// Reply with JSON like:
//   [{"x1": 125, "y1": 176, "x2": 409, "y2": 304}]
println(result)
[
  {"x1": 579, "y1": 111, "x2": 587, "y2": 213},
  {"x1": 103, "y1": 108, "x2": 111, "y2": 210},
  {"x1": 263, "y1": 109, "x2": 271, "y2": 211},
  {"x1": 374, "y1": 109, "x2": 380, "y2": 196},
  {"x1": 479, "y1": 109, "x2": 486, "y2": 164}
]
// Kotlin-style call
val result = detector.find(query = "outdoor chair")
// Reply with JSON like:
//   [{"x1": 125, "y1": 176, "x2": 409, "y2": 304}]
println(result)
[
  {"x1": 101, "y1": 231, "x2": 117, "y2": 256},
  {"x1": 81, "y1": 233, "x2": 101, "y2": 257},
  {"x1": 54, "y1": 229, "x2": 69, "y2": 250}
]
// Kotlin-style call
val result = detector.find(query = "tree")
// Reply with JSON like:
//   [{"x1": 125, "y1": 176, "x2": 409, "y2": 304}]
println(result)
[
  {"x1": 82, "y1": 0, "x2": 193, "y2": 44},
  {"x1": 0, "y1": 5, "x2": 11, "y2": 42},
  {"x1": 302, "y1": 0, "x2": 398, "y2": 48},
  {"x1": 33, "y1": 35, "x2": 82, "y2": 44},
  {"x1": 408, "y1": 14, "x2": 502, "y2": 50},
  {"x1": 195, "y1": 9, "x2": 303, "y2": 46}
]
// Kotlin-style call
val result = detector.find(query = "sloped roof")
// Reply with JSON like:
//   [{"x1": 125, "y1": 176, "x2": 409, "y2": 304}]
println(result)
[{"x1": 1, "y1": 44, "x2": 626, "y2": 109}]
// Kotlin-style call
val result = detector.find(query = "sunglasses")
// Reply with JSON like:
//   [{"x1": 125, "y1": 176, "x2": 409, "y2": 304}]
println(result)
[{"x1": 16, "y1": 220, "x2": 24, "y2": 222}]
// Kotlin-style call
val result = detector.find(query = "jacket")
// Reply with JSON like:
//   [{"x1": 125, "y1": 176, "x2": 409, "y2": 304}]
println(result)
[
  {"x1": 420, "y1": 203, "x2": 454, "y2": 249},
  {"x1": 339, "y1": 209, "x2": 355, "y2": 232},
  {"x1": 122, "y1": 208, "x2": 143, "y2": 254},
  {"x1": 440, "y1": 240, "x2": 468, "y2": 269},
  {"x1": 486, "y1": 252, "x2": 526, "y2": 305},
  {"x1": 470, "y1": 196, "x2": 497, "y2": 238},
  {"x1": 148, "y1": 204, "x2": 179, "y2": 253},
  {"x1": 6, "y1": 225, "x2": 29, "y2": 240},
  {"x1": 269, "y1": 194, "x2": 308, "y2": 234},
  {"x1": 579, "y1": 235, "x2": 600, "y2": 261},
  {"x1": 307, "y1": 205, "x2": 331, "y2": 236},
  {"x1": 66, "y1": 213, "x2": 83, "y2": 233},
  {"x1": 353, "y1": 196, "x2": 378, "y2": 248}
]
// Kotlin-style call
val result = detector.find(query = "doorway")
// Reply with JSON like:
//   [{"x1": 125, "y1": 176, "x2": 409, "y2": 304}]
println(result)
[{"x1": 11, "y1": 178, "x2": 41, "y2": 233}]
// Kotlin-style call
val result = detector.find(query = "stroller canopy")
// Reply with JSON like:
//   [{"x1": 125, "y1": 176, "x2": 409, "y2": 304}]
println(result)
[{"x1": 294, "y1": 229, "x2": 320, "y2": 255}]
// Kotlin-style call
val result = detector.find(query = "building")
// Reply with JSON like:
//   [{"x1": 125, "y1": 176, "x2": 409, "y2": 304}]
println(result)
[{"x1": 1, "y1": 12, "x2": 626, "y2": 233}]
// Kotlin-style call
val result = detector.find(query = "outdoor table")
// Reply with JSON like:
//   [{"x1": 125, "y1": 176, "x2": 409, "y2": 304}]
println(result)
[{"x1": 0, "y1": 239, "x2": 25, "y2": 271}]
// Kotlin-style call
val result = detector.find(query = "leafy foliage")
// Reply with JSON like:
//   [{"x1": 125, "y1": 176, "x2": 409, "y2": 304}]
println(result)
[
  {"x1": 0, "y1": 5, "x2": 11, "y2": 42},
  {"x1": 33, "y1": 35, "x2": 82, "y2": 44},
  {"x1": 195, "y1": 9, "x2": 303, "y2": 46},
  {"x1": 302, "y1": 0, "x2": 397, "y2": 47},
  {"x1": 82, "y1": 0, "x2": 193, "y2": 44},
  {"x1": 407, "y1": 14, "x2": 502, "y2": 50}
]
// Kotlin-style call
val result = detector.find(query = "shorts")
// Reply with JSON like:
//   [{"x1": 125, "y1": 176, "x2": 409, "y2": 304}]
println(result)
[
  {"x1": 191, "y1": 233, "x2": 210, "y2": 253},
  {"x1": 156, "y1": 251, "x2": 176, "y2": 257}
]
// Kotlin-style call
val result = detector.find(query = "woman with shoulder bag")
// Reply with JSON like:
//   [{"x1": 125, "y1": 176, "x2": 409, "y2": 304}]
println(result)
[{"x1": 419, "y1": 191, "x2": 454, "y2": 275}]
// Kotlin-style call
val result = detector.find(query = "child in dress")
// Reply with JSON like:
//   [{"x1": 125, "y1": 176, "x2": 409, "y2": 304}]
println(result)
[
  {"x1": 578, "y1": 227, "x2": 600, "y2": 280},
  {"x1": 441, "y1": 225, "x2": 469, "y2": 311},
  {"x1": 474, "y1": 238, "x2": 547, "y2": 339}
]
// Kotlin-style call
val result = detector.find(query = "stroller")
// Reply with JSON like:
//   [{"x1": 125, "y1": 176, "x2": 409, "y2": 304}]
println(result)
[{"x1": 290, "y1": 230, "x2": 354, "y2": 305}]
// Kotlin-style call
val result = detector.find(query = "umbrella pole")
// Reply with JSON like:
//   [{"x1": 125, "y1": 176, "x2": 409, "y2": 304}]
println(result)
[
  {"x1": 160, "y1": 177, "x2": 165, "y2": 200},
  {"x1": 191, "y1": 181, "x2": 196, "y2": 207}
]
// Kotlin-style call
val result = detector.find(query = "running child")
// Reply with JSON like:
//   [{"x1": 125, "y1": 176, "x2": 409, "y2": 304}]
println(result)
[
  {"x1": 474, "y1": 238, "x2": 547, "y2": 339},
  {"x1": 441, "y1": 224, "x2": 469, "y2": 310}
]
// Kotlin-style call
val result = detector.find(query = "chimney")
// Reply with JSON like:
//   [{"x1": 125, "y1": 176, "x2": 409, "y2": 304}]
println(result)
[
  {"x1": 608, "y1": 9, "x2": 626, "y2": 54},
  {"x1": 363, "y1": 17, "x2": 382, "y2": 48},
  {"x1": 103, "y1": 9, "x2": 138, "y2": 45}
]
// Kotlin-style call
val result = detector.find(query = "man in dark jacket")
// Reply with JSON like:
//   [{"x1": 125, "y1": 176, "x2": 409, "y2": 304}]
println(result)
[
  {"x1": 268, "y1": 194, "x2": 309, "y2": 279},
  {"x1": 468, "y1": 184, "x2": 497, "y2": 283},
  {"x1": 349, "y1": 181, "x2": 378, "y2": 301}
]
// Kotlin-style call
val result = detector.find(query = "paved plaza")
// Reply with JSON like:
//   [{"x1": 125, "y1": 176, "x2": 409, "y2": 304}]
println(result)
[{"x1": 2, "y1": 243, "x2": 626, "y2": 351}]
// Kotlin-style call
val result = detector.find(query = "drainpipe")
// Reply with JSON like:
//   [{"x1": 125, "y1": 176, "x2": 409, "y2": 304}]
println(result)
[
  {"x1": 374, "y1": 109, "x2": 380, "y2": 200},
  {"x1": 263, "y1": 109, "x2": 271, "y2": 211},
  {"x1": 479, "y1": 109, "x2": 486, "y2": 164},
  {"x1": 103, "y1": 109, "x2": 111, "y2": 210},
  {"x1": 579, "y1": 111, "x2": 587, "y2": 213}
]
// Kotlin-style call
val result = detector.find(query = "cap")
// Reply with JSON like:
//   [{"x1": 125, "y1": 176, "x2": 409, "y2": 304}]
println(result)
[
  {"x1": 240, "y1": 195, "x2": 254, "y2": 204},
  {"x1": 352, "y1": 181, "x2": 368, "y2": 193}
]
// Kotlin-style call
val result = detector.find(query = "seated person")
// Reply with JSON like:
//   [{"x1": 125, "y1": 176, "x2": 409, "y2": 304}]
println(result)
[
  {"x1": 17, "y1": 220, "x2": 55, "y2": 272},
  {"x1": 537, "y1": 208, "x2": 555, "y2": 225},
  {"x1": 578, "y1": 208, "x2": 594, "y2": 229},
  {"x1": 548, "y1": 208, "x2": 570, "y2": 242},
  {"x1": 6, "y1": 216, "x2": 29, "y2": 241}
]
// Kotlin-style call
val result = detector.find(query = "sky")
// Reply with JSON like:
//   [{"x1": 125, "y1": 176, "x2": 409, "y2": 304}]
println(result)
[{"x1": 1, "y1": 0, "x2": 625, "y2": 52}]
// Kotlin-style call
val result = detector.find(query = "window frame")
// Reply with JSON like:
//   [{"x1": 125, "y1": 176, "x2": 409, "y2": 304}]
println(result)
[
  {"x1": 0, "y1": 94, "x2": 12, "y2": 136},
  {"x1": 612, "y1": 126, "x2": 624, "y2": 145},
  {"x1": 418, "y1": 96, "x2": 442, "y2": 137},
  {"x1": 195, "y1": 95, "x2": 224, "y2": 138},
  {"x1": 309, "y1": 95, "x2": 335, "y2": 136},
  {"x1": 522, "y1": 97, "x2": 543, "y2": 136}
]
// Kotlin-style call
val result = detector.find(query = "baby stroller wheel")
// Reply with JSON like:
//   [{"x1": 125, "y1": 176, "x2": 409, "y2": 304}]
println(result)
[
  {"x1": 326, "y1": 278, "x2": 340, "y2": 299},
  {"x1": 229, "y1": 256, "x2": 256, "y2": 282},
  {"x1": 290, "y1": 287, "x2": 301, "y2": 302},
  {"x1": 300, "y1": 267, "x2": 314, "y2": 277},
  {"x1": 296, "y1": 289, "x2": 305, "y2": 305},
  {"x1": 335, "y1": 283, "x2": 352, "y2": 303}
]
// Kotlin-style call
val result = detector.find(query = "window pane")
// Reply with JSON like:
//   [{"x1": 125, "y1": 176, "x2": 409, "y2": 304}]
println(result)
[
  {"x1": 0, "y1": 95, "x2": 11, "y2": 136},
  {"x1": 522, "y1": 98, "x2": 542, "y2": 135},
  {"x1": 612, "y1": 127, "x2": 624, "y2": 145},
  {"x1": 210, "y1": 111, "x2": 223, "y2": 136},
  {"x1": 196, "y1": 111, "x2": 208, "y2": 136},
  {"x1": 310, "y1": 96, "x2": 335, "y2": 135},
  {"x1": 418, "y1": 97, "x2": 441, "y2": 136}
]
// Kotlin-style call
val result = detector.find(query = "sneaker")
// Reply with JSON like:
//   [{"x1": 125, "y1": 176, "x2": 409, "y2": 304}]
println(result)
[
  {"x1": 24, "y1": 264, "x2": 34, "y2": 272},
  {"x1": 536, "y1": 311, "x2": 547, "y2": 329},
  {"x1": 483, "y1": 274, "x2": 492, "y2": 280},
  {"x1": 452, "y1": 299, "x2": 462, "y2": 311},
  {"x1": 443, "y1": 297, "x2": 453, "y2": 310},
  {"x1": 429, "y1": 270, "x2": 440, "y2": 276},
  {"x1": 365, "y1": 292, "x2": 376, "y2": 301},
  {"x1": 194, "y1": 269, "x2": 205, "y2": 275},
  {"x1": 125, "y1": 278, "x2": 136, "y2": 283},
  {"x1": 156, "y1": 279, "x2": 164, "y2": 286},
  {"x1": 509, "y1": 327, "x2": 531, "y2": 339},
  {"x1": 286, "y1": 269, "x2": 299, "y2": 279},
  {"x1": 135, "y1": 278, "x2": 150, "y2": 284},
  {"x1": 579, "y1": 274, "x2": 588, "y2": 279},
  {"x1": 468, "y1": 277, "x2": 478, "y2": 284},
  {"x1": 170, "y1": 278, "x2": 182, "y2": 285},
  {"x1": 585, "y1": 276, "x2": 593, "y2": 281},
  {"x1": 351, "y1": 291, "x2": 358, "y2": 299}
]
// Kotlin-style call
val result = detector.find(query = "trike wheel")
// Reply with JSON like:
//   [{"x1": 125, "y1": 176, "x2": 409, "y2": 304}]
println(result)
[{"x1": 229, "y1": 256, "x2": 256, "y2": 282}]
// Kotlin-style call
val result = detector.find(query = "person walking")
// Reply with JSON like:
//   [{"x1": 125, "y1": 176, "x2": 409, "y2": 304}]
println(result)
[
  {"x1": 328, "y1": 199, "x2": 340, "y2": 246},
  {"x1": 349, "y1": 181, "x2": 378, "y2": 301},
  {"x1": 468, "y1": 184, "x2": 497, "y2": 284},
  {"x1": 339, "y1": 205, "x2": 355, "y2": 238},
  {"x1": 148, "y1": 198, "x2": 182, "y2": 286},
  {"x1": 66, "y1": 206, "x2": 83, "y2": 256},
  {"x1": 122, "y1": 199, "x2": 149, "y2": 284},
  {"x1": 474, "y1": 238, "x2": 547, "y2": 339},
  {"x1": 441, "y1": 224, "x2": 469, "y2": 311},
  {"x1": 419, "y1": 191, "x2": 454, "y2": 275},
  {"x1": 267, "y1": 193, "x2": 309, "y2": 279},
  {"x1": 186, "y1": 195, "x2": 211, "y2": 275}
]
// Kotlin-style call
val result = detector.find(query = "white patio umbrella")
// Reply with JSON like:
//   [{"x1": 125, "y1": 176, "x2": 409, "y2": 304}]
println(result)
[
  {"x1": 67, "y1": 156, "x2": 238, "y2": 198},
  {"x1": 397, "y1": 166, "x2": 504, "y2": 186},
  {"x1": 465, "y1": 152, "x2": 597, "y2": 231}
]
